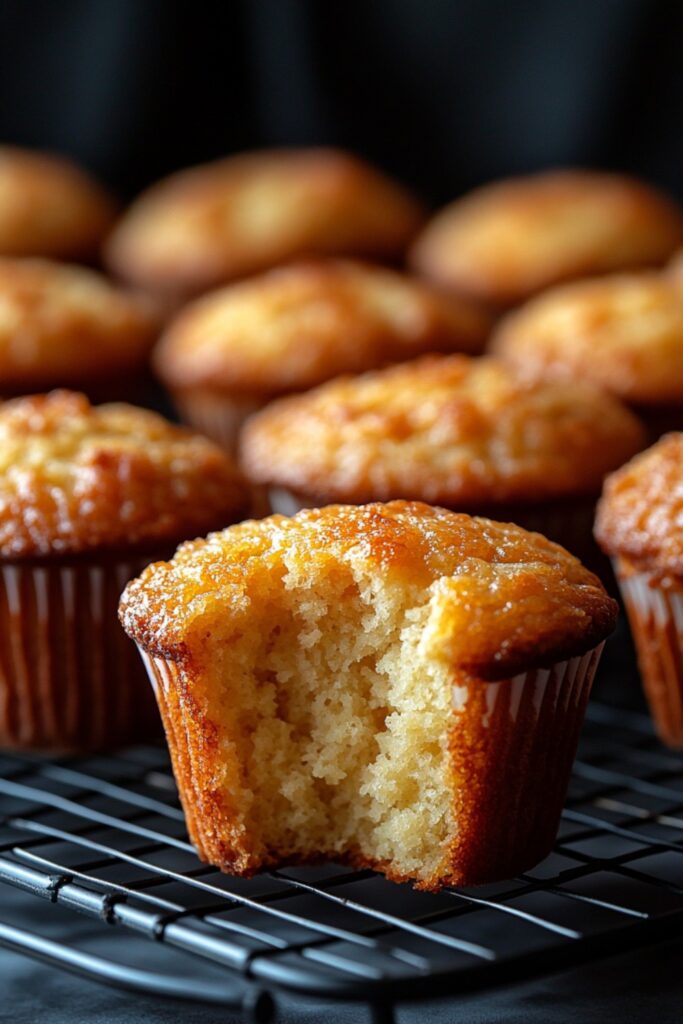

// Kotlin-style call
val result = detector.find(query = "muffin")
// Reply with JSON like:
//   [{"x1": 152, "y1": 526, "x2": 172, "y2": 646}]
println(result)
[
  {"x1": 0, "y1": 146, "x2": 116, "y2": 260},
  {"x1": 0, "y1": 390, "x2": 248, "y2": 751},
  {"x1": 154, "y1": 259, "x2": 492, "y2": 449},
  {"x1": 669, "y1": 249, "x2": 683, "y2": 287},
  {"x1": 120, "y1": 501, "x2": 616, "y2": 889},
  {"x1": 595, "y1": 435, "x2": 683, "y2": 746},
  {"x1": 492, "y1": 272, "x2": 683, "y2": 436},
  {"x1": 410, "y1": 170, "x2": 683, "y2": 308},
  {"x1": 241, "y1": 354, "x2": 645, "y2": 567},
  {"x1": 104, "y1": 148, "x2": 425, "y2": 299},
  {"x1": 0, "y1": 257, "x2": 159, "y2": 400}
]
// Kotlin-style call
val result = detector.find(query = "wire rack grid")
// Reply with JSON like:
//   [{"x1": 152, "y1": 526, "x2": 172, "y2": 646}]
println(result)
[{"x1": 2, "y1": 702, "x2": 683, "y2": 1023}]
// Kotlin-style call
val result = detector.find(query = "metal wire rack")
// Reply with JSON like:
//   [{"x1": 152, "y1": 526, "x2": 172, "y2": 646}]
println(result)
[{"x1": 2, "y1": 701, "x2": 683, "y2": 1024}]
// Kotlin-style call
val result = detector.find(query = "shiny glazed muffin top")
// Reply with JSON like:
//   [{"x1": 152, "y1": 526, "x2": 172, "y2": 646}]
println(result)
[
  {"x1": 119, "y1": 501, "x2": 617, "y2": 681},
  {"x1": 154, "y1": 260, "x2": 491, "y2": 395},
  {"x1": 492, "y1": 273, "x2": 683, "y2": 404},
  {"x1": 0, "y1": 258, "x2": 158, "y2": 389},
  {"x1": 595, "y1": 433, "x2": 683, "y2": 576},
  {"x1": 0, "y1": 146, "x2": 117, "y2": 259},
  {"x1": 410, "y1": 170, "x2": 683, "y2": 307},
  {"x1": 240, "y1": 355, "x2": 645, "y2": 505},
  {"x1": 0, "y1": 391, "x2": 247, "y2": 558},
  {"x1": 104, "y1": 149, "x2": 425, "y2": 295}
]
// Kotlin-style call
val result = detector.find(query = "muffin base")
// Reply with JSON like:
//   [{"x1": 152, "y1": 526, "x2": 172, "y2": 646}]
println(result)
[
  {"x1": 171, "y1": 387, "x2": 265, "y2": 453},
  {"x1": 138, "y1": 643, "x2": 603, "y2": 889},
  {"x1": 615, "y1": 559, "x2": 683, "y2": 746},
  {"x1": 0, "y1": 554, "x2": 163, "y2": 752}
]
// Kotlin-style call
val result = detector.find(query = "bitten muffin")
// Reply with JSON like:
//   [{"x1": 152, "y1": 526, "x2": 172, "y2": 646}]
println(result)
[
  {"x1": 0, "y1": 258, "x2": 159, "y2": 400},
  {"x1": 492, "y1": 272, "x2": 683, "y2": 436},
  {"x1": 154, "y1": 259, "x2": 492, "y2": 449},
  {"x1": 595, "y1": 435, "x2": 683, "y2": 746},
  {"x1": 410, "y1": 170, "x2": 683, "y2": 308},
  {"x1": 241, "y1": 354, "x2": 645, "y2": 566},
  {"x1": 104, "y1": 149, "x2": 425, "y2": 298},
  {"x1": 120, "y1": 501, "x2": 617, "y2": 889},
  {"x1": 0, "y1": 146, "x2": 116, "y2": 260},
  {"x1": 0, "y1": 390, "x2": 248, "y2": 751}
]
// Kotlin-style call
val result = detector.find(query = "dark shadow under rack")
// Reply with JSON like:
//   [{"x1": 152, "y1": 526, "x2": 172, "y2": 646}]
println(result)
[{"x1": 2, "y1": 702, "x2": 683, "y2": 1023}]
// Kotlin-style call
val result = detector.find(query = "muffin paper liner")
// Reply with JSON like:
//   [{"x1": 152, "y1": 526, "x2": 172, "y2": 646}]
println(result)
[
  {"x1": 268, "y1": 488, "x2": 604, "y2": 573},
  {"x1": 0, "y1": 557, "x2": 161, "y2": 751},
  {"x1": 172, "y1": 389, "x2": 264, "y2": 453},
  {"x1": 615, "y1": 561, "x2": 683, "y2": 746},
  {"x1": 138, "y1": 642, "x2": 603, "y2": 886}
]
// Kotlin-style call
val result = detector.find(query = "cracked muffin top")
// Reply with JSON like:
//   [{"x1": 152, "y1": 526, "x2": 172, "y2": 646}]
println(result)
[
  {"x1": 492, "y1": 272, "x2": 683, "y2": 404},
  {"x1": 0, "y1": 390, "x2": 248, "y2": 558},
  {"x1": 0, "y1": 146, "x2": 116, "y2": 259},
  {"x1": 595, "y1": 433, "x2": 683, "y2": 576},
  {"x1": 410, "y1": 170, "x2": 683, "y2": 308},
  {"x1": 119, "y1": 500, "x2": 618, "y2": 681},
  {"x1": 0, "y1": 258, "x2": 158, "y2": 390},
  {"x1": 154, "y1": 259, "x2": 492, "y2": 396},
  {"x1": 104, "y1": 148, "x2": 425, "y2": 296},
  {"x1": 240, "y1": 354, "x2": 645, "y2": 505}
]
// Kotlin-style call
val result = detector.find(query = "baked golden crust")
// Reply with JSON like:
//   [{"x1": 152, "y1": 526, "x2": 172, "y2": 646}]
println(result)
[
  {"x1": 240, "y1": 355, "x2": 646, "y2": 504},
  {"x1": 0, "y1": 258, "x2": 158, "y2": 389},
  {"x1": 104, "y1": 149, "x2": 425, "y2": 295},
  {"x1": 410, "y1": 171, "x2": 683, "y2": 307},
  {"x1": 0, "y1": 391, "x2": 248, "y2": 558},
  {"x1": 492, "y1": 273, "x2": 683, "y2": 404},
  {"x1": 120, "y1": 500, "x2": 616, "y2": 681},
  {"x1": 595, "y1": 433, "x2": 683, "y2": 575},
  {"x1": 154, "y1": 259, "x2": 492, "y2": 395},
  {"x1": 0, "y1": 146, "x2": 116, "y2": 259}
]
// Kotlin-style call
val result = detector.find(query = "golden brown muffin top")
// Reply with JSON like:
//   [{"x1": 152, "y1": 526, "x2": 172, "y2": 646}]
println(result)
[
  {"x1": 595, "y1": 433, "x2": 683, "y2": 575},
  {"x1": 154, "y1": 260, "x2": 492, "y2": 395},
  {"x1": 410, "y1": 170, "x2": 683, "y2": 307},
  {"x1": 492, "y1": 273, "x2": 683, "y2": 404},
  {"x1": 120, "y1": 501, "x2": 617, "y2": 680},
  {"x1": 0, "y1": 146, "x2": 117, "y2": 259},
  {"x1": 240, "y1": 355, "x2": 646, "y2": 505},
  {"x1": 0, "y1": 258, "x2": 158, "y2": 388},
  {"x1": 0, "y1": 391, "x2": 247, "y2": 559},
  {"x1": 104, "y1": 148, "x2": 425, "y2": 296}
]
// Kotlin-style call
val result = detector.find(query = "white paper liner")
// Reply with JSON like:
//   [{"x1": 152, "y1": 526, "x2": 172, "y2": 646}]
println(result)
[{"x1": 0, "y1": 557, "x2": 158, "y2": 750}]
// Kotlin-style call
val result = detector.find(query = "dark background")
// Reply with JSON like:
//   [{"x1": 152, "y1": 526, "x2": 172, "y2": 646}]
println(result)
[{"x1": 0, "y1": 0, "x2": 682, "y2": 203}]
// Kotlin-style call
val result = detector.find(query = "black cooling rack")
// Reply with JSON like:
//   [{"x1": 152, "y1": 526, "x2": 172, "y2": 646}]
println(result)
[{"x1": 2, "y1": 702, "x2": 683, "y2": 1024}]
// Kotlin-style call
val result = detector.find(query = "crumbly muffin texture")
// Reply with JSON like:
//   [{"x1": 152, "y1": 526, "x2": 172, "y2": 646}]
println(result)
[
  {"x1": 241, "y1": 355, "x2": 645, "y2": 505},
  {"x1": 493, "y1": 273, "x2": 683, "y2": 404},
  {"x1": 0, "y1": 391, "x2": 247, "y2": 558},
  {"x1": 154, "y1": 260, "x2": 491, "y2": 395},
  {"x1": 120, "y1": 502, "x2": 616, "y2": 887},
  {"x1": 0, "y1": 258, "x2": 157, "y2": 389},
  {"x1": 105, "y1": 149, "x2": 425, "y2": 295},
  {"x1": 0, "y1": 146, "x2": 116, "y2": 259},
  {"x1": 410, "y1": 170, "x2": 683, "y2": 307},
  {"x1": 595, "y1": 433, "x2": 683, "y2": 575}
]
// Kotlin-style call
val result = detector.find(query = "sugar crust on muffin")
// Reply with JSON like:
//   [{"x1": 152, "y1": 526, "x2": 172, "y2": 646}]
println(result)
[
  {"x1": 0, "y1": 146, "x2": 117, "y2": 259},
  {"x1": 240, "y1": 355, "x2": 646, "y2": 505},
  {"x1": 492, "y1": 273, "x2": 683, "y2": 404},
  {"x1": 104, "y1": 149, "x2": 425, "y2": 295},
  {"x1": 154, "y1": 259, "x2": 492, "y2": 395},
  {"x1": 410, "y1": 170, "x2": 683, "y2": 307},
  {"x1": 0, "y1": 391, "x2": 247, "y2": 558}
]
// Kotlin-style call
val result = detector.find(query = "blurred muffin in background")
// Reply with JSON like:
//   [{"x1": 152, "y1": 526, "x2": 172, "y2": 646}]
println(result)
[
  {"x1": 595, "y1": 434, "x2": 683, "y2": 747},
  {"x1": 0, "y1": 390, "x2": 248, "y2": 752},
  {"x1": 154, "y1": 259, "x2": 492, "y2": 450},
  {"x1": 103, "y1": 149, "x2": 425, "y2": 299},
  {"x1": 492, "y1": 272, "x2": 683, "y2": 437},
  {"x1": 0, "y1": 258, "x2": 159, "y2": 400},
  {"x1": 669, "y1": 248, "x2": 683, "y2": 287},
  {"x1": 410, "y1": 170, "x2": 683, "y2": 309},
  {"x1": 0, "y1": 146, "x2": 117, "y2": 260},
  {"x1": 241, "y1": 353, "x2": 645, "y2": 568}
]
